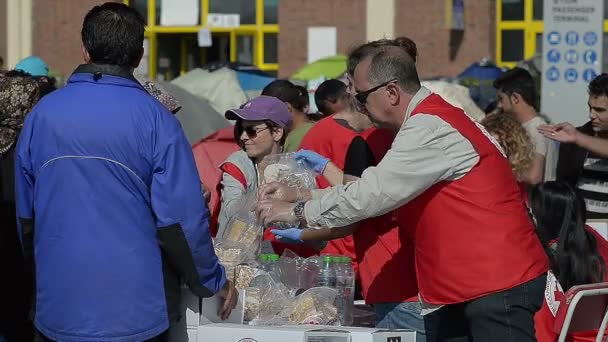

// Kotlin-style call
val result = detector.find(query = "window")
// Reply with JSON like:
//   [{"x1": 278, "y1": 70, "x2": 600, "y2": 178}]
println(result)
[
  {"x1": 532, "y1": 0, "x2": 543, "y2": 20},
  {"x1": 264, "y1": 0, "x2": 278, "y2": 24},
  {"x1": 237, "y1": 35, "x2": 255, "y2": 65},
  {"x1": 264, "y1": 33, "x2": 278, "y2": 64},
  {"x1": 501, "y1": 0, "x2": 524, "y2": 21},
  {"x1": 209, "y1": 0, "x2": 256, "y2": 25},
  {"x1": 501, "y1": 30, "x2": 524, "y2": 62},
  {"x1": 125, "y1": 0, "x2": 279, "y2": 80}
]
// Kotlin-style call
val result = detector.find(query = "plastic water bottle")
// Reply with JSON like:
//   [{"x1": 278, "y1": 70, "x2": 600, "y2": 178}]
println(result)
[
  {"x1": 317, "y1": 255, "x2": 335, "y2": 287},
  {"x1": 268, "y1": 254, "x2": 281, "y2": 282},
  {"x1": 339, "y1": 256, "x2": 355, "y2": 326},
  {"x1": 259, "y1": 254, "x2": 270, "y2": 271}
]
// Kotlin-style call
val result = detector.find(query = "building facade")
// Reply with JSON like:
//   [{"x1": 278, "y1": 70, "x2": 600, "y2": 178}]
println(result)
[{"x1": 0, "y1": 1, "x2": 604, "y2": 80}]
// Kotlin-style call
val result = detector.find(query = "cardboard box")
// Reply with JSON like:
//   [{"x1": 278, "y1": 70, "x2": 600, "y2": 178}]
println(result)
[
  {"x1": 196, "y1": 323, "x2": 416, "y2": 342},
  {"x1": 200, "y1": 289, "x2": 246, "y2": 324}
]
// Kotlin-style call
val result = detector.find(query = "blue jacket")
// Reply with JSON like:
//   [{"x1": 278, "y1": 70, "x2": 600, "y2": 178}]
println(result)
[{"x1": 14, "y1": 64, "x2": 226, "y2": 342}]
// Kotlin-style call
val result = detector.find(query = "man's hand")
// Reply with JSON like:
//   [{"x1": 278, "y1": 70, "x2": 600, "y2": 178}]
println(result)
[
  {"x1": 218, "y1": 280, "x2": 238, "y2": 320},
  {"x1": 538, "y1": 122, "x2": 579, "y2": 144},
  {"x1": 258, "y1": 182, "x2": 301, "y2": 202},
  {"x1": 255, "y1": 199, "x2": 298, "y2": 226}
]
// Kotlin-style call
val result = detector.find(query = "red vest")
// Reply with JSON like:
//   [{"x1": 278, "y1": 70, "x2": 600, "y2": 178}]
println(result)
[
  {"x1": 399, "y1": 94, "x2": 549, "y2": 304},
  {"x1": 300, "y1": 117, "x2": 359, "y2": 271},
  {"x1": 355, "y1": 127, "x2": 418, "y2": 303}
]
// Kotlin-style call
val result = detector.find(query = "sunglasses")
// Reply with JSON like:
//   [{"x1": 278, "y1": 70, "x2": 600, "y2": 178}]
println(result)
[
  {"x1": 354, "y1": 79, "x2": 398, "y2": 105},
  {"x1": 242, "y1": 125, "x2": 270, "y2": 138}
]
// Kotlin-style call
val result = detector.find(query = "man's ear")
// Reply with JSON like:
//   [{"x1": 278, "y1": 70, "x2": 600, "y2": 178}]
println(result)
[
  {"x1": 82, "y1": 46, "x2": 91, "y2": 63},
  {"x1": 386, "y1": 83, "x2": 401, "y2": 106},
  {"x1": 133, "y1": 47, "x2": 144, "y2": 69},
  {"x1": 511, "y1": 92, "x2": 522, "y2": 105}
]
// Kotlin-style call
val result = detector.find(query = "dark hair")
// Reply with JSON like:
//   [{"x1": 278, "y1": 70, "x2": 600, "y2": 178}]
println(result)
[
  {"x1": 530, "y1": 182, "x2": 606, "y2": 290},
  {"x1": 493, "y1": 67, "x2": 537, "y2": 109},
  {"x1": 261, "y1": 79, "x2": 307, "y2": 112},
  {"x1": 588, "y1": 73, "x2": 608, "y2": 98},
  {"x1": 294, "y1": 85, "x2": 309, "y2": 108},
  {"x1": 234, "y1": 119, "x2": 287, "y2": 148},
  {"x1": 81, "y1": 2, "x2": 145, "y2": 67},
  {"x1": 347, "y1": 37, "x2": 417, "y2": 76},
  {"x1": 314, "y1": 79, "x2": 347, "y2": 115}
]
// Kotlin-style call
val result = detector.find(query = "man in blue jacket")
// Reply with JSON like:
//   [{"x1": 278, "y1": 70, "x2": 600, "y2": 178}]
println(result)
[{"x1": 14, "y1": 3, "x2": 236, "y2": 341}]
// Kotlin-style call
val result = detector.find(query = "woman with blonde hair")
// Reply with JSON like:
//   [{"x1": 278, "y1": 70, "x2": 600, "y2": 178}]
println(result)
[{"x1": 481, "y1": 112, "x2": 535, "y2": 182}]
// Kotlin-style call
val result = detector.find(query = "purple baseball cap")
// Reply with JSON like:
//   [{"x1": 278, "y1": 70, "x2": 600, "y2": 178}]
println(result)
[{"x1": 225, "y1": 95, "x2": 292, "y2": 128}]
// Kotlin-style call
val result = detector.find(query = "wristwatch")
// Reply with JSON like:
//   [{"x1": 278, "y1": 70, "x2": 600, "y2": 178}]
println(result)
[{"x1": 293, "y1": 201, "x2": 307, "y2": 226}]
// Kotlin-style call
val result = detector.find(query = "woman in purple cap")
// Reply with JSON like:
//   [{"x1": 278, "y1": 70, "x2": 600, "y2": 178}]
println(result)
[
  {"x1": 217, "y1": 96, "x2": 291, "y2": 236},
  {"x1": 216, "y1": 96, "x2": 320, "y2": 256}
]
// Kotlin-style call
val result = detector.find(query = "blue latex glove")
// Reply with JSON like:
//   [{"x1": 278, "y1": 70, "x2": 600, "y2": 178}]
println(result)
[
  {"x1": 271, "y1": 228, "x2": 304, "y2": 244},
  {"x1": 294, "y1": 150, "x2": 330, "y2": 174}
]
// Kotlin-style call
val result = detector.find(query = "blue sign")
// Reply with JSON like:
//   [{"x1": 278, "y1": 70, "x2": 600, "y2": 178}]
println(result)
[
  {"x1": 546, "y1": 66, "x2": 560, "y2": 82},
  {"x1": 547, "y1": 31, "x2": 561, "y2": 45},
  {"x1": 565, "y1": 31, "x2": 579, "y2": 46},
  {"x1": 583, "y1": 50, "x2": 598, "y2": 65},
  {"x1": 584, "y1": 31, "x2": 598, "y2": 46},
  {"x1": 583, "y1": 68, "x2": 598, "y2": 82},
  {"x1": 564, "y1": 49, "x2": 579, "y2": 64},
  {"x1": 564, "y1": 68, "x2": 578, "y2": 83},
  {"x1": 547, "y1": 49, "x2": 561, "y2": 63}
]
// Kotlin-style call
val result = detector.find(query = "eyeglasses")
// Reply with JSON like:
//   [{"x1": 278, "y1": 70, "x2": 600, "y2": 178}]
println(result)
[
  {"x1": 242, "y1": 125, "x2": 270, "y2": 138},
  {"x1": 354, "y1": 79, "x2": 398, "y2": 105}
]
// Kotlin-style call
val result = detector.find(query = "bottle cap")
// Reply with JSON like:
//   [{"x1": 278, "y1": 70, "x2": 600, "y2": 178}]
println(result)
[{"x1": 269, "y1": 254, "x2": 280, "y2": 261}]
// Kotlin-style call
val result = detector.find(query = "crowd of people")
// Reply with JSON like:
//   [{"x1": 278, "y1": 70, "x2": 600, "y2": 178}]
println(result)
[{"x1": 2, "y1": 2, "x2": 608, "y2": 342}]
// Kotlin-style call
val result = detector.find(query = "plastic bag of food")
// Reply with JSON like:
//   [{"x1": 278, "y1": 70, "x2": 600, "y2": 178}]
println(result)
[
  {"x1": 214, "y1": 239, "x2": 259, "y2": 282},
  {"x1": 258, "y1": 153, "x2": 317, "y2": 229},
  {"x1": 260, "y1": 287, "x2": 339, "y2": 326},
  {"x1": 258, "y1": 153, "x2": 317, "y2": 190},
  {"x1": 219, "y1": 191, "x2": 264, "y2": 259},
  {"x1": 246, "y1": 272, "x2": 291, "y2": 323}
]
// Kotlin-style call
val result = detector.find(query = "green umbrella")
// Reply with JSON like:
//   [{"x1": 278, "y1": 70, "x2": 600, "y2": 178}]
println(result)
[{"x1": 291, "y1": 55, "x2": 347, "y2": 80}]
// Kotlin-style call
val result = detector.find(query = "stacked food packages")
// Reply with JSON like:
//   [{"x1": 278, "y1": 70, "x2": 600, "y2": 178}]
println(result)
[{"x1": 212, "y1": 153, "x2": 354, "y2": 326}]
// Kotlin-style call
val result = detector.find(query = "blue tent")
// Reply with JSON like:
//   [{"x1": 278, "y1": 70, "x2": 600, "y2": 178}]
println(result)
[
  {"x1": 457, "y1": 61, "x2": 504, "y2": 112},
  {"x1": 458, "y1": 62, "x2": 503, "y2": 80},
  {"x1": 235, "y1": 71, "x2": 275, "y2": 91}
]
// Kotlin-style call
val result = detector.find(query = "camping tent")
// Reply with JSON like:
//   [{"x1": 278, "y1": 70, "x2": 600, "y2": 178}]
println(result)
[
  {"x1": 156, "y1": 81, "x2": 231, "y2": 144},
  {"x1": 171, "y1": 68, "x2": 249, "y2": 116},
  {"x1": 422, "y1": 80, "x2": 485, "y2": 122}
]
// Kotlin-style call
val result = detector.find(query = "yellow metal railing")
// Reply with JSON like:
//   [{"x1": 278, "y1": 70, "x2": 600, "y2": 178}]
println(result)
[{"x1": 124, "y1": 0, "x2": 279, "y2": 79}]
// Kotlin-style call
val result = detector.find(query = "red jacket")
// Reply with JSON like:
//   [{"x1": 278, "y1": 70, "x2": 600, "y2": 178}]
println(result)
[{"x1": 398, "y1": 94, "x2": 549, "y2": 304}]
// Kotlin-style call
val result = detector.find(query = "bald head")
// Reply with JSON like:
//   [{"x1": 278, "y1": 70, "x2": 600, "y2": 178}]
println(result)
[{"x1": 365, "y1": 45, "x2": 420, "y2": 95}]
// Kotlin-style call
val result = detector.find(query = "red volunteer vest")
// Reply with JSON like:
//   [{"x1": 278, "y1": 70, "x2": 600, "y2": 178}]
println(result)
[
  {"x1": 399, "y1": 94, "x2": 549, "y2": 305},
  {"x1": 355, "y1": 127, "x2": 418, "y2": 303},
  {"x1": 299, "y1": 117, "x2": 358, "y2": 271}
]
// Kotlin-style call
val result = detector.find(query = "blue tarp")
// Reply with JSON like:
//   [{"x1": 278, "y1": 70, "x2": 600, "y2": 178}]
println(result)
[{"x1": 235, "y1": 71, "x2": 275, "y2": 91}]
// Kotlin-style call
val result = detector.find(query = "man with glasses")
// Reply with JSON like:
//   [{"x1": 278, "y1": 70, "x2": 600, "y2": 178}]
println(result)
[{"x1": 256, "y1": 41, "x2": 548, "y2": 341}]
